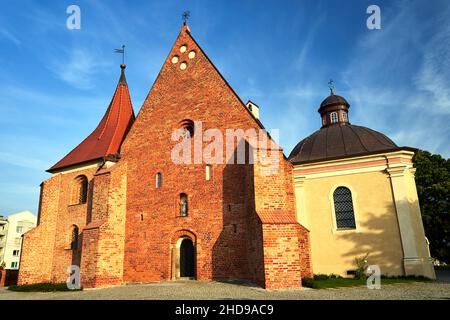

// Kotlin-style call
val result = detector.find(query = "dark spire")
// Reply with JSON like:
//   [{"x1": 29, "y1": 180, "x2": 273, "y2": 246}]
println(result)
[{"x1": 119, "y1": 64, "x2": 127, "y2": 85}]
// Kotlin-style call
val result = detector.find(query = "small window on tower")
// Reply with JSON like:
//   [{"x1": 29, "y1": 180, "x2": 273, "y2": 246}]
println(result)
[
  {"x1": 342, "y1": 111, "x2": 348, "y2": 122},
  {"x1": 330, "y1": 112, "x2": 338, "y2": 124}
]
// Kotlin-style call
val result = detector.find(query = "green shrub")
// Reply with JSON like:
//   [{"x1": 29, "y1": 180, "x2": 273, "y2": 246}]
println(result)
[
  {"x1": 354, "y1": 253, "x2": 369, "y2": 280},
  {"x1": 380, "y1": 275, "x2": 431, "y2": 281},
  {"x1": 8, "y1": 283, "x2": 82, "y2": 292},
  {"x1": 313, "y1": 274, "x2": 330, "y2": 281},
  {"x1": 301, "y1": 277, "x2": 318, "y2": 288}
]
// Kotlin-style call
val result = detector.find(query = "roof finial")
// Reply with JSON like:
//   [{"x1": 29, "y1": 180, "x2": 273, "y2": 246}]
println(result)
[
  {"x1": 114, "y1": 45, "x2": 127, "y2": 85},
  {"x1": 114, "y1": 45, "x2": 126, "y2": 66},
  {"x1": 182, "y1": 11, "x2": 190, "y2": 25},
  {"x1": 328, "y1": 79, "x2": 335, "y2": 95}
]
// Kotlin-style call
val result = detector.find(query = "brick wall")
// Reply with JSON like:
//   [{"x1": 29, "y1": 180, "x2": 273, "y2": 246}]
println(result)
[
  {"x1": 117, "y1": 25, "x2": 310, "y2": 288},
  {"x1": 19, "y1": 176, "x2": 61, "y2": 285},
  {"x1": 19, "y1": 166, "x2": 98, "y2": 285},
  {"x1": 261, "y1": 224, "x2": 302, "y2": 289}
]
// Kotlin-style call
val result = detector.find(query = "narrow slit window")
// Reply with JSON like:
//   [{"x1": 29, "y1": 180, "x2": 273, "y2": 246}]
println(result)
[
  {"x1": 180, "y1": 193, "x2": 188, "y2": 217},
  {"x1": 156, "y1": 172, "x2": 162, "y2": 188},
  {"x1": 71, "y1": 225, "x2": 79, "y2": 250},
  {"x1": 206, "y1": 165, "x2": 212, "y2": 181}
]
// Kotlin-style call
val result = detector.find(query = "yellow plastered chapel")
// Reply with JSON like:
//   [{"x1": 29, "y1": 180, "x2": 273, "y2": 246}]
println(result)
[{"x1": 289, "y1": 89, "x2": 435, "y2": 279}]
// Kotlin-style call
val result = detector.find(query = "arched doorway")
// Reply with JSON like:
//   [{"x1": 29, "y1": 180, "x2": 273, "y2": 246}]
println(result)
[{"x1": 180, "y1": 238, "x2": 195, "y2": 278}]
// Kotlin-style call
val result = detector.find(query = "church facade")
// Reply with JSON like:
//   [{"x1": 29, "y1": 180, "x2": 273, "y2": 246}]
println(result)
[{"x1": 18, "y1": 24, "x2": 434, "y2": 290}]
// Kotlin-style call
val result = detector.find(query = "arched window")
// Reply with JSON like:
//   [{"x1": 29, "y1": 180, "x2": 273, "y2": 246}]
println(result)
[
  {"x1": 178, "y1": 119, "x2": 195, "y2": 139},
  {"x1": 180, "y1": 193, "x2": 188, "y2": 217},
  {"x1": 71, "y1": 225, "x2": 79, "y2": 250},
  {"x1": 71, "y1": 175, "x2": 88, "y2": 205},
  {"x1": 330, "y1": 112, "x2": 338, "y2": 124},
  {"x1": 205, "y1": 165, "x2": 212, "y2": 181},
  {"x1": 156, "y1": 172, "x2": 162, "y2": 188},
  {"x1": 333, "y1": 187, "x2": 356, "y2": 229}
]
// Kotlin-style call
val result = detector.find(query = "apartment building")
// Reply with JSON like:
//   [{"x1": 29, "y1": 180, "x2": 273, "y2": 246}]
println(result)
[{"x1": 2, "y1": 211, "x2": 37, "y2": 270}]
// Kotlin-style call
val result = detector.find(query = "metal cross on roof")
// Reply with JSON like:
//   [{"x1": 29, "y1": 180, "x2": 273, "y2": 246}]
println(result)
[
  {"x1": 182, "y1": 11, "x2": 190, "y2": 24},
  {"x1": 328, "y1": 79, "x2": 335, "y2": 95},
  {"x1": 114, "y1": 45, "x2": 126, "y2": 65}
]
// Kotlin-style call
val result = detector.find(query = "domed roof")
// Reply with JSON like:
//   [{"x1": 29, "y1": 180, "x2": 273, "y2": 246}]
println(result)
[
  {"x1": 288, "y1": 124, "x2": 399, "y2": 164},
  {"x1": 318, "y1": 94, "x2": 349, "y2": 113}
]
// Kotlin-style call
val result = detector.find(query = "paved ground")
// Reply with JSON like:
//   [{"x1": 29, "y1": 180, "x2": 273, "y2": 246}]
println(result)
[
  {"x1": 0, "y1": 280, "x2": 449, "y2": 300},
  {"x1": 436, "y1": 270, "x2": 450, "y2": 284}
]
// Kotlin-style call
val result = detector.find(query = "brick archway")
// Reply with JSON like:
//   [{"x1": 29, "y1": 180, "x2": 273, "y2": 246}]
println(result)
[{"x1": 170, "y1": 230, "x2": 197, "y2": 280}]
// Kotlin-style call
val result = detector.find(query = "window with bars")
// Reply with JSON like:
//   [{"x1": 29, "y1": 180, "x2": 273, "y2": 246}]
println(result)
[
  {"x1": 333, "y1": 187, "x2": 356, "y2": 229},
  {"x1": 330, "y1": 112, "x2": 338, "y2": 124}
]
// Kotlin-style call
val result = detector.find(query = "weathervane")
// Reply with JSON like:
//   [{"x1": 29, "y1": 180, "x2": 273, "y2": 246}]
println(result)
[
  {"x1": 328, "y1": 79, "x2": 335, "y2": 95},
  {"x1": 182, "y1": 11, "x2": 190, "y2": 25},
  {"x1": 114, "y1": 45, "x2": 126, "y2": 65}
]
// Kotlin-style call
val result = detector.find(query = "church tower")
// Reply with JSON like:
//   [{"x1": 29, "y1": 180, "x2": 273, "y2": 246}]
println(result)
[{"x1": 18, "y1": 64, "x2": 135, "y2": 286}]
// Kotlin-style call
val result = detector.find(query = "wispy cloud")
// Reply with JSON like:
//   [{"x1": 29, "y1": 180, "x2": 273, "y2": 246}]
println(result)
[
  {"x1": 0, "y1": 28, "x2": 21, "y2": 46},
  {"x1": 0, "y1": 152, "x2": 49, "y2": 171},
  {"x1": 48, "y1": 48, "x2": 111, "y2": 90},
  {"x1": 341, "y1": 1, "x2": 450, "y2": 157},
  {"x1": 413, "y1": 13, "x2": 450, "y2": 115}
]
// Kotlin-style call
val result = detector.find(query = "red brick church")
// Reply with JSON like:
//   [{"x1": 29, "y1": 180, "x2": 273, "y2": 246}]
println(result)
[
  {"x1": 18, "y1": 24, "x2": 312, "y2": 289},
  {"x1": 18, "y1": 23, "x2": 434, "y2": 289}
]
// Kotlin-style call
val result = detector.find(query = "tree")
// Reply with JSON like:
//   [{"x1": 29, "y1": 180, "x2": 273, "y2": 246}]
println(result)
[{"x1": 414, "y1": 150, "x2": 450, "y2": 263}]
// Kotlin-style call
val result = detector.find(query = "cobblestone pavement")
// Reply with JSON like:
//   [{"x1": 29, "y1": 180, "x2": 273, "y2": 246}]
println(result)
[{"x1": 0, "y1": 280, "x2": 449, "y2": 300}]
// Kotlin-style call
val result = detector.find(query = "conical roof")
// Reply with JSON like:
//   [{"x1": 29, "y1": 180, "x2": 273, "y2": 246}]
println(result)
[{"x1": 48, "y1": 65, "x2": 135, "y2": 172}]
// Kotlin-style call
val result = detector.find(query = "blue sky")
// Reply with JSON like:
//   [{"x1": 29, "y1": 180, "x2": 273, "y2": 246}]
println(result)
[{"x1": 0, "y1": 0, "x2": 449, "y2": 215}]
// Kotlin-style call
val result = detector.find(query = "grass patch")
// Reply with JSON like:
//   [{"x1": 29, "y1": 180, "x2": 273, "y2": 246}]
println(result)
[
  {"x1": 302, "y1": 274, "x2": 432, "y2": 289},
  {"x1": 8, "y1": 283, "x2": 82, "y2": 292}
]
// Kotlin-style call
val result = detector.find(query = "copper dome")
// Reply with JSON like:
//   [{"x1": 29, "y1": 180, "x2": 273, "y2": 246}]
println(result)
[
  {"x1": 318, "y1": 94, "x2": 349, "y2": 113},
  {"x1": 288, "y1": 124, "x2": 399, "y2": 164}
]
